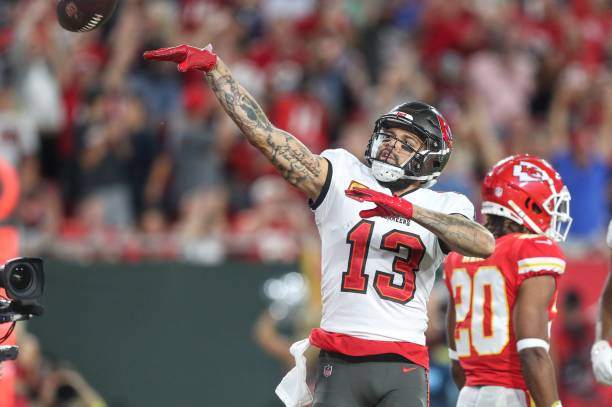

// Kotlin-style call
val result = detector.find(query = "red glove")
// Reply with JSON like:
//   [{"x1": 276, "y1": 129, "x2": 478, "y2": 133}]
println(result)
[
  {"x1": 143, "y1": 44, "x2": 217, "y2": 73},
  {"x1": 345, "y1": 187, "x2": 413, "y2": 219}
]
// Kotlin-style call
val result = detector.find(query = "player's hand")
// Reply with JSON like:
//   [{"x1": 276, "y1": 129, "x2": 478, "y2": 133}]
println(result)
[
  {"x1": 143, "y1": 44, "x2": 217, "y2": 73},
  {"x1": 591, "y1": 340, "x2": 612, "y2": 385},
  {"x1": 344, "y1": 187, "x2": 413, "y2": 219}
]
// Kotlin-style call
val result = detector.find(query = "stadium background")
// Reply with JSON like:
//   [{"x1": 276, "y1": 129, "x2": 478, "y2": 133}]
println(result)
[{"x1": 0, "y1": 0, "x2": 610, "y2": 406}]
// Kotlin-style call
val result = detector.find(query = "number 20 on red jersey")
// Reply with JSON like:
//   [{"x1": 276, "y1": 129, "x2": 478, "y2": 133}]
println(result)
[{"x1": 450, "y1": 267, "x2": 510, "y2": 357}]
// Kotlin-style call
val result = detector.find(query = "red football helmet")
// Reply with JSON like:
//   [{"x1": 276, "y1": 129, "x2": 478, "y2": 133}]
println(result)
[{"x1": 481, "y1": 154, "x2": 572, "y2": 242}]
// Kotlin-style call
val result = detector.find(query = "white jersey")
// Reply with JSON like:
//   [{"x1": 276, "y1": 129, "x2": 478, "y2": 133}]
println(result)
[{"x1": 312, "y1": 149, "x2": 474, "y2": 345}]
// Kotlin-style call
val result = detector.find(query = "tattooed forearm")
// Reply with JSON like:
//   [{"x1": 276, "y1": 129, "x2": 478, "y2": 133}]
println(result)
[
  {"x1": 207, "y1": 64, "x2": 273, "y2": 134},
  {"x1": 204, "y1": 58, "x2": 327, "y2": 198},
  {"x1": 412, "y1": 206, "x2": 495, "y2": 257}
]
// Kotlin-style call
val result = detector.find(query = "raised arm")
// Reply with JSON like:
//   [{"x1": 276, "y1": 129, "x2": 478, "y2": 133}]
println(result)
[{"x1": 144, "y1": 45, "x2": 328, "y2": 200}]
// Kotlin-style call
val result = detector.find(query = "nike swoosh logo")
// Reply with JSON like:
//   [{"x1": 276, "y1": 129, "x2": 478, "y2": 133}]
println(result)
[{"x1": 402, "y1": 367, "x2": 417, "y2": 373}]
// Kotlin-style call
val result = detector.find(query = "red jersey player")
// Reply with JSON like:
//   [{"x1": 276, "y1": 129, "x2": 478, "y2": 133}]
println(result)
[{"x1": 445, "y1": 155, "x2": 572, "y2": 407}]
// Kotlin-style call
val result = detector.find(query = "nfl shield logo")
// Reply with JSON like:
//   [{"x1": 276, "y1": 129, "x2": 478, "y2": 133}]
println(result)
[{"x1": 323, "y1": 364, "x2": 333, "y2": 377}]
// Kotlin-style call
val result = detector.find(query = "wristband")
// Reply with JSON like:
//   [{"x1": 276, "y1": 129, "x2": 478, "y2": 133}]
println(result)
[
  {"x1": 516, "y1": 338, "x2": 549, "y2": 352},
  {"x1": 448, "y1": 348, "x2": 458, "y2": 361},
  {"x1": 551, "y1": 401, "x2": 562, "y2": 407}
]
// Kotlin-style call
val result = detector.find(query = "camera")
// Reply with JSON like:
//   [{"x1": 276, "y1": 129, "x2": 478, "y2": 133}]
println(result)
[
  {"x1": 0, "y1": 257, "x2": 45, "y2": 362},
  {"x1": 0, "y1": 257, "x2": 44, "y2": 303}
]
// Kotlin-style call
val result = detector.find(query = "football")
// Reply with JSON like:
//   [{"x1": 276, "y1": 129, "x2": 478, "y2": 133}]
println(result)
[{"x1": 56, "y1": 0, "x2": 119, "y2": 32}]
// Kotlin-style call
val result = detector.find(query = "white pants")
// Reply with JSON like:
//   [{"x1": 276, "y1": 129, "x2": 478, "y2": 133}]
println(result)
[{"x1": 457, "y1": 386, "x2": 529, "y2": 407}]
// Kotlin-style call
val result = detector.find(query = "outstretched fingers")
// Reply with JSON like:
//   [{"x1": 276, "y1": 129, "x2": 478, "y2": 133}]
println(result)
[
  {"x1": 359, "y1": 208, "x2": 381, "y2": 219},
  {"x1": 345, "y1": 187, "x2": 375, "y2": 200},
  {"x1": 345, "y1": 189, "x2": 365, "y2": 202},
  {"x1": 143, "y1": 45, "x2": 187, "y2": 62},
  {"x1": 344, "y1": 187, "x2": 388, "y2": 218}
]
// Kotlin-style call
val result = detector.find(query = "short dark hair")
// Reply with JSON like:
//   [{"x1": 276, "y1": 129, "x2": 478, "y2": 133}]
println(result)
[{"x1": 484, "y1": 215, "x2": 529, "y2": 239}]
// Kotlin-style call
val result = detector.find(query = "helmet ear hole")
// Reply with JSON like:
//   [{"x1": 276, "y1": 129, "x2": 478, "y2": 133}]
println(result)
[{"x1": 525, "y1": 197, "x2": 543, "y2": 214}]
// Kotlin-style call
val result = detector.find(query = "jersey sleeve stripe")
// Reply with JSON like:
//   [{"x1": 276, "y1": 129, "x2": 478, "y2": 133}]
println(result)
[
  {"x1": 309, "y1": 157, "x2": 333, "y2": 210},
  {"x1": 517, "y1": 257, "x2": 565, "y2": 274}
]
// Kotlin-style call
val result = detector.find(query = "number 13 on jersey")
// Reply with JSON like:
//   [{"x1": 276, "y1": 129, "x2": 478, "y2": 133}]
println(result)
[
  {"x1": 450, "y1": 267, "x2": 510, "y2": 357},
  {"x1": 341, "y1": 220, "x2": 425, "y2": 304}
]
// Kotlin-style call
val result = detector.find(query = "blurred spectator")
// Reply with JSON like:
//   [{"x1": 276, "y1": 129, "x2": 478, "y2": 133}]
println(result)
[
  {"x1": 0, "y1": 83, "x2": 62, "y2": 253},
  {"x1": 552, "y1": 290, "x2": 609, "y2": 407},
  {"x1": 270, "y1": 76, "x2": 329, "y2": 154},
  {"x1": 0, "y1": 85, "x2": 38, "y2": 171},
  {"x1": 434, "y1": 92, "x2": 504, "y2": 206},
  {"x1": 253, "y1": 266, "x2": 319, "y2": 372},
  {"x1": 261, "y1": 0, "x2": 315, "y2": 22},
  {"x1": 9, "y1": 0, "x2": 64, "y2": 136},
  {"x1": 253, "y1": 242, "x2": 321, "y2": 403},
  {"x1": 421, "y1": 0, "x2": 483, "y2": 70},
  {"x1": 54, "y1": 195, "x2": 127, "y2": 262},
  {"x1": 547, "y1": 68, "x2": 611, "y2": 254},
  {"x1": 14, "y1": 326, "x2": 106, "y2": 407},
  {"x1": 230, "y1": 175, "x2": 314, "y2": 263},
  {"x1": 145, "y1": 83, "x2": 230, "y2": 264},
  {"x1": 122, "y1": 207, "x2": 180, "y2": 262},
  {"x1": 467, "y1": 22, "x2": 535, "y2": 136},
  {"x1": 334, "y1": 114, "x2": 371, "y2": 160},
  {"x1": 369, "y1": 40, "x2": 433, "y2": 117},
  {"x1": 73, "y1": 90, "x2": 141, "y2": 229}
]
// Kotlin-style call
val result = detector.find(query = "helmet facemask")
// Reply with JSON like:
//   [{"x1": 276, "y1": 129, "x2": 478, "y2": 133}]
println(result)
[
  {"x1": 543, "y1": 185, "x2": 572, "y2": 242},
  {"x1": 365, "y1": 102, "x2": 453, "y2": 190},
  {"x1": 521, "y1": 169, "x2": 573, "y2": 242},
  {"x1": 366, "y1": 124, "x2": 447, "y2": 189},
  {"x1": 367, "y1": 128, "x2": 425, "y2": 184}
]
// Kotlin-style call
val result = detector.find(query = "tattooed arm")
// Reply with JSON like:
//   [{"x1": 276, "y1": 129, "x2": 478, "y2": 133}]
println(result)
[
  {"x1": 205, "y1": 58, "x2": 328, "y2": 200},
  {"x1": 411, "y1": 206, "x2": 495, "y2": 258},
  {"x1": 345, "y1": 187, "x2": 495, "y2": 258},
  {"x1": 143, "y1": 44, "x2": 328, "y2": 200}
]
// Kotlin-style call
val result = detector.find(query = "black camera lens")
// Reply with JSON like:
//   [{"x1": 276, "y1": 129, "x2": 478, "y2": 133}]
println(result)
[
  {"x1": 0, "y1": 257, "x2": 44, "y2": 301},
  {"x1": 8, "y1": 265, "x2": 34, "y2": 293}
]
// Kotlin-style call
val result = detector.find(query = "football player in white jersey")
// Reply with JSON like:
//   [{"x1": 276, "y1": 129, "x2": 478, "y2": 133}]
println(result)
[
  {"x1": 591, "y1": 219, "x2": 612, "y2": 385},
  {"x1": 144, "y1": 44, "x2": 495, "y2": 407}
]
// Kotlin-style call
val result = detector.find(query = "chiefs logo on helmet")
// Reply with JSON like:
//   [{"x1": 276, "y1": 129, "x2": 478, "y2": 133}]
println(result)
[{"x1": 512, "y1": 162, "x2": 548, "y2": 183}]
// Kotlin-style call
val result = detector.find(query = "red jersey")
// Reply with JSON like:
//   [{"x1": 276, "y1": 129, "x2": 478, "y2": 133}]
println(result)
[{"x1": 444, "y1": 233, "x2": 565, "y2": 390}]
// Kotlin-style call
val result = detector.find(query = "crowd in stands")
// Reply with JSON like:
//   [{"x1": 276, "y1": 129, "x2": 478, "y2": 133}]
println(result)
[{"x1": 0, "y1": 0, "x2": 610, "y2": 265}]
